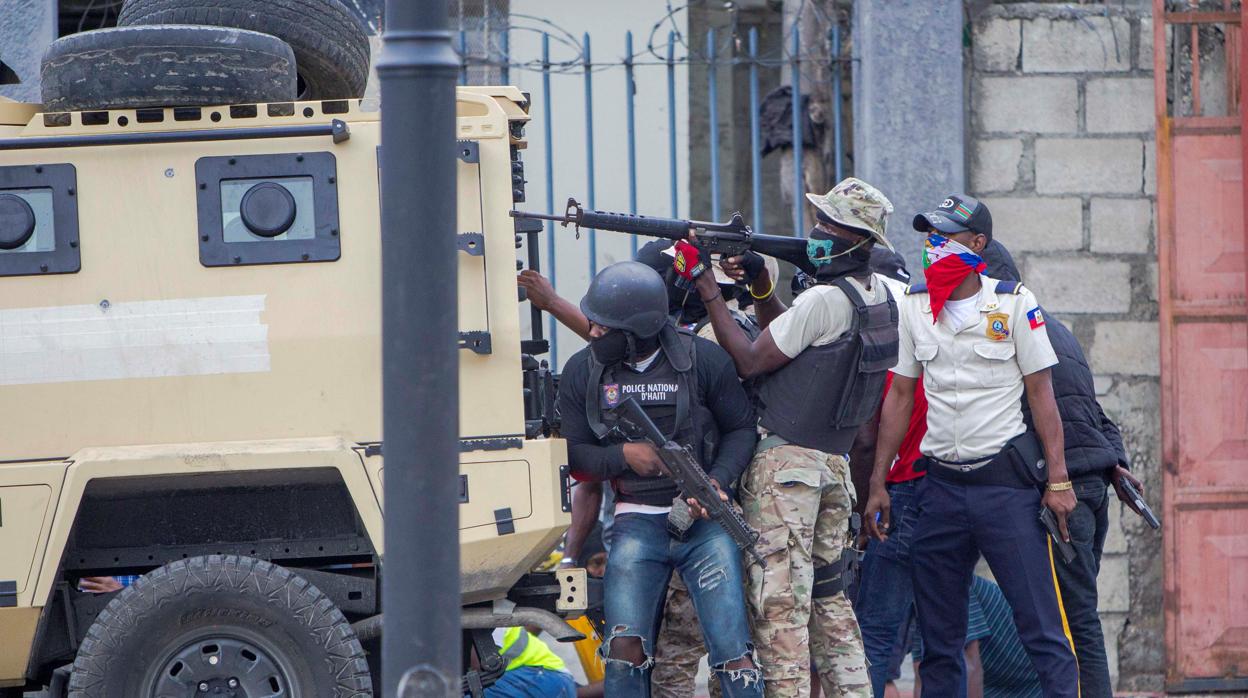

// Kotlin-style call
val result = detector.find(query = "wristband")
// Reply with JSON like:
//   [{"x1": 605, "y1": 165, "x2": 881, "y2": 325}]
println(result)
[
  {"x1": 1046, "y1": 480, "x2": 1073, "y2": 492},
  {"x1": 750, "y1": 276, "x2": 775, "y2": 300}
]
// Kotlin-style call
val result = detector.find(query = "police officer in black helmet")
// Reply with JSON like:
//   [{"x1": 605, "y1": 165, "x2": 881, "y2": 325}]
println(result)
[{"x1": 557, "y1": 261, "x2": 764, "y2": 697}]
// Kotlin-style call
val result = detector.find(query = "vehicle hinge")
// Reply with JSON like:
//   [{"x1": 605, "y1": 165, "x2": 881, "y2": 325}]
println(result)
[
  {"x1": 513, "y1": 215, "x2": 543, "y2": 234},
  {"x1": 494, "y1": 507, "x2": 515, "y2": 535},
  {"x1": 559, "y1": 465, "x2": 572, "y2": 513},
  {"x1": 456, "y1": 140, "x2": 480, "y2": 163},
  {"x1": 459, "y1": 331, "x2": 491, "y2": 354},
  {"x1": 457, "y1": 232, "x2": 484, "y2": 256}
]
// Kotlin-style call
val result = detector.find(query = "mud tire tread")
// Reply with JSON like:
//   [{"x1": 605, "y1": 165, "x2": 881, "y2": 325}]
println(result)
[
  {"x1": 118, "y1": 0, "x2": 370, "y2": 99},
  {"x1": 39, "y1": 25, "x2": 296, "y2": 112},
  {"x1": 67, "y1": 554, "x2": 372, "y2": 698}
]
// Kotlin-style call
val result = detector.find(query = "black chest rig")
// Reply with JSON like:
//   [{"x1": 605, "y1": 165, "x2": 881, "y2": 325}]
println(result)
[
  {"x1": 758, "y1": 277, "x2": 899, "y2": 453},
  {"x1": 585, "y1": 325, "x2": 717, "y2": 505}
]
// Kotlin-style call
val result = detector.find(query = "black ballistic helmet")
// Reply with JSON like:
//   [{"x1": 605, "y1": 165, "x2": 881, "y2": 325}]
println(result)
[{"x1": 580, "y1": 261, "x2": 669, "y2": 338}]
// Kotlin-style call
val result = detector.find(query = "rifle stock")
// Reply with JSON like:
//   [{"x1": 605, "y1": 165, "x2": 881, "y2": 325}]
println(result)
[{"x1": 614, "y1": 398, "x2": 766, "y2": 568}]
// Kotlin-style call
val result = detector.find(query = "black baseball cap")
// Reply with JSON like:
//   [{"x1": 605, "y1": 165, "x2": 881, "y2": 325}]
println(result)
[{"x1": 913, "y1": 194, "x2": 993, "y2": 239}]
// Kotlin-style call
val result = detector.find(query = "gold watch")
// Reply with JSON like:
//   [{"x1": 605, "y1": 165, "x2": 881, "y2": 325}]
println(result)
[{"x1": 1046, "y1": 480, "x2": 1074, "y2": 492}]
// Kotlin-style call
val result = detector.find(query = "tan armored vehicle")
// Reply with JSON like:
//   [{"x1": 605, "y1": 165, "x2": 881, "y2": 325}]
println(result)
[{"x1": 0, "y1": 79, "x2": 578, "y2": 694}]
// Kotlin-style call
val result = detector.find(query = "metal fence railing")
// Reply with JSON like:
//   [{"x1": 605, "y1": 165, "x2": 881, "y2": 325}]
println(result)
[{"x1": 455, "y1": 19, "x2": 850, "y2": 367}]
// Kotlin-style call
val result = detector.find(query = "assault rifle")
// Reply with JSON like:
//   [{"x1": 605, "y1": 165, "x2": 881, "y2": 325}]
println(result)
[
  {"x1": 512, "y1": 198, "x2": 815, "y2": 275},
  {"x1": 613, "y1": 397, "x2": 767, "y2": 568}
]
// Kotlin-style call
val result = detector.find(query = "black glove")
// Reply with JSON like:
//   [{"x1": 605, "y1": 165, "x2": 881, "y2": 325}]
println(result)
[{"x1": 739, "y1": 251, "x2": 766, "y2": 283}]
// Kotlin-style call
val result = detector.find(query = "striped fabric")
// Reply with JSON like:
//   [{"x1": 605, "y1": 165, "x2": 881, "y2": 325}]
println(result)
[
  {"x1": 114, "y1": 575, "x2": 139, "y2": 588},
  {"x1": 912, "y1": 576, "x2": 1043, "y2": 698}
]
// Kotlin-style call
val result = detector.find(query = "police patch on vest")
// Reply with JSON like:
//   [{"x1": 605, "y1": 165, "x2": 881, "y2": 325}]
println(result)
[
  {"x1": 986, "y1": 312, "x2": 1010, "y2": 341},
  {"x1": 602, "y1": 383, "x2": 621, "y2": 408}
]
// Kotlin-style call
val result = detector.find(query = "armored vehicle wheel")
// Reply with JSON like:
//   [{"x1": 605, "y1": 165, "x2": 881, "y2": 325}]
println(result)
[
  {"x1": 118, "y1": 0, "x2": 370, "y2": 100},
  {"x1": 40, "y1": 25, "x2": 296, "y2": 112},
  {"x1": 67, "y1": 555, "x2": 372, "y2": 698}
]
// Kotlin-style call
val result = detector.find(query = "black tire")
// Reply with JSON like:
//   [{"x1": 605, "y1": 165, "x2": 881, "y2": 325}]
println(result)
[
  {"x1": 67, "y1": 555, "x2": 372, "y2": 698},
  {"x1": 40, "y1": 25, "x2": 296, "y2": 112},
  {"x1": 118, "y1": 0, "x2": 370, "y2": 100}
]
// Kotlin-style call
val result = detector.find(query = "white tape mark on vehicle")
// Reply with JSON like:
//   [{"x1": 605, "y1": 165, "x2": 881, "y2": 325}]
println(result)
[{"x1": 0, "y1": 295, "x2": 270, "y2": 386}]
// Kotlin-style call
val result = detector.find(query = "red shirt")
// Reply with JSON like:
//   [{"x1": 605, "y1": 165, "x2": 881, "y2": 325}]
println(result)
[{"x1": 884, "y1": 373, "x2": 928, "y2": 484}]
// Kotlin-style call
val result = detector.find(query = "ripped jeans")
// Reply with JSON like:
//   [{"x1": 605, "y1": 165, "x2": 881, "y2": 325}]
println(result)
[{"x1": 604, "y1": 512, "x2": 763, "y2": 698}]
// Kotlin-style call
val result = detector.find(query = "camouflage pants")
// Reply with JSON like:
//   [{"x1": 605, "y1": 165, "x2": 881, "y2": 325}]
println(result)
[
  {"x1": 651, "y1": 572, "x2": 723, "y2": 698},
  {"x1": 741, "y1": 443, "x2": 870, "y2": 698}
]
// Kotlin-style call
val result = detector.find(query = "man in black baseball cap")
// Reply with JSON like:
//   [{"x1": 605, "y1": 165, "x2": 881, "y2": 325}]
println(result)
[{"x1": 913, "y1": 194, "x2": 993, "y2": 239}]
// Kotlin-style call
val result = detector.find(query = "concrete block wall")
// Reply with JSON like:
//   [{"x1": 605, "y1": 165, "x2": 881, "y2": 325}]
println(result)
[{"x1": 969, "y1": 3, "x2": 1163, "y2": 691}]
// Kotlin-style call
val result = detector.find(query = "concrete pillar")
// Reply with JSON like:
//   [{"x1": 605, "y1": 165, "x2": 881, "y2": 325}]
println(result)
[
  {"x1": 853, "y1": 0, "x2": 965, "y2": 268},
  {"x1": 0, "y1": 0, "x2": 56, "y2": 104}
]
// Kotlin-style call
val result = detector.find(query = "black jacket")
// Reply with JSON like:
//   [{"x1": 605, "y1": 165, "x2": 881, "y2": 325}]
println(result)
[
  {"x1": 982, "y1": 241, "x2": 1128, "y2": 480},
  {"x1": 558, "y1": 337, "x2": 757, "y2": 490},
  {"x1": 1023, "y1": 317, "x2": 1129, "y2": 480}
]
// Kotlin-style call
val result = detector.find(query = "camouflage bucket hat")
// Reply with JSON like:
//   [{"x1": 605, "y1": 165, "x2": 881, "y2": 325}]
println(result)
[{"x1": 805, "y1": 177, "x2": 895, "y2": 251}]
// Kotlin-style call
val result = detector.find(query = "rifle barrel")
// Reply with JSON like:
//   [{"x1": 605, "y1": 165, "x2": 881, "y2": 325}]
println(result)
[{"x1": 510, "y1": 210, "x2": 569, "y2": 224}]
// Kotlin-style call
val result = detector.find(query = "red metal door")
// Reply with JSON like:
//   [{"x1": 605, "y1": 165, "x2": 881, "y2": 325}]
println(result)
[{"x1": 1155, "y1": 2, "x2": 1248, "y2": 691}]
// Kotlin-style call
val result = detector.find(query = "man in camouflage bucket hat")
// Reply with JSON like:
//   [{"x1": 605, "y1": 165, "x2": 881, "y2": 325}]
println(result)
[
  {"x1": 687, "y1": 177, "x2": 899, "y2": 697},
  {"x1": 805, "y1": 177, "x2": 895, "y2": 252}
]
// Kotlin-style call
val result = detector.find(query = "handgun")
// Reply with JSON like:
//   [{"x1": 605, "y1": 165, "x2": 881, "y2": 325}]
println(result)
[
  {"x1": 1117, "y1": 477, "x2": 1161, "y2": 529},
  {"x1": 1039, "y1": 507, "x2": 1077, "y2": 565}
]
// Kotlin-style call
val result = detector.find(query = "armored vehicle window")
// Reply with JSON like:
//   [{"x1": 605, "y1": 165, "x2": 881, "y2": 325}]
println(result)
[
  {"x1": 0, "y1": 164, "x2": 80, "y2": 277},
  {"x1": 196, "y1": 152, "x2": 340, "y2": 267}
]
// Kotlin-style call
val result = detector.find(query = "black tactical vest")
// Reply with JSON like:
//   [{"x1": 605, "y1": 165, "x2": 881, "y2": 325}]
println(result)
[
  {"x1": 585, "y1": 325, "x2": 718, "y2": 506},
  {"x1": 758, "y1": 277, "x2": 899, "y2": 453}
]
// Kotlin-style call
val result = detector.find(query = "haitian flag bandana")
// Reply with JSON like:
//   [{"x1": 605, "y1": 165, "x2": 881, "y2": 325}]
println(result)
[{"x1": 921, "y1": 233, "x2": 987, "y2": 322}]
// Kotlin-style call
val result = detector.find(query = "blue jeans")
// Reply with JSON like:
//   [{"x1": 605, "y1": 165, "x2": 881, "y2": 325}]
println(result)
[
  {"x1": 854, "y1": 479, "x2": 919, "y2": 698},
  {"x1": 604, "y1": 513, "x2": 763, "y2": 697},
  {"x1": 477, "y1": 666, "x2": 576, "y2": 698}
]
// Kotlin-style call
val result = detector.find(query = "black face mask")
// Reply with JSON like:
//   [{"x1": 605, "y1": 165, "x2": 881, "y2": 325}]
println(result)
[
  {"x1": 808, "y1": 226, "x2": 872, "y2": 283},
  {"x1": 590, "y1": 329, "x2": 660, "y2": 366}
]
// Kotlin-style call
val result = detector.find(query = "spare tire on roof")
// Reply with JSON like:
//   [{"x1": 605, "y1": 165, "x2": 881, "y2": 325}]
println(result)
[
  {"x1": 40, "y1": 25, "x2": 297, "y2": 112},
  {"x1": 118, "y1": 0, "x2": 371, "y2": 100}
]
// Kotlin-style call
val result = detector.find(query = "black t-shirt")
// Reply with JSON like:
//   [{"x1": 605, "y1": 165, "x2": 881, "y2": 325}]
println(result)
[{"x1": 558, "y1": 336, "x2": 757, "y2": 489}]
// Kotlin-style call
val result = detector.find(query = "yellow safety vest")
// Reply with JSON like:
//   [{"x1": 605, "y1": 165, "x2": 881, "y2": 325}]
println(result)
[{"x1": 497, "y1": 627, "x2": 568, "y2": 673}]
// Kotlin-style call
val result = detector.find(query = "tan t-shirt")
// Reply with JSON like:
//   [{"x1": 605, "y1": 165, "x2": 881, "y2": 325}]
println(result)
[{"x1": 768, "y1": 273, "x2": 891, "y2": 359}]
